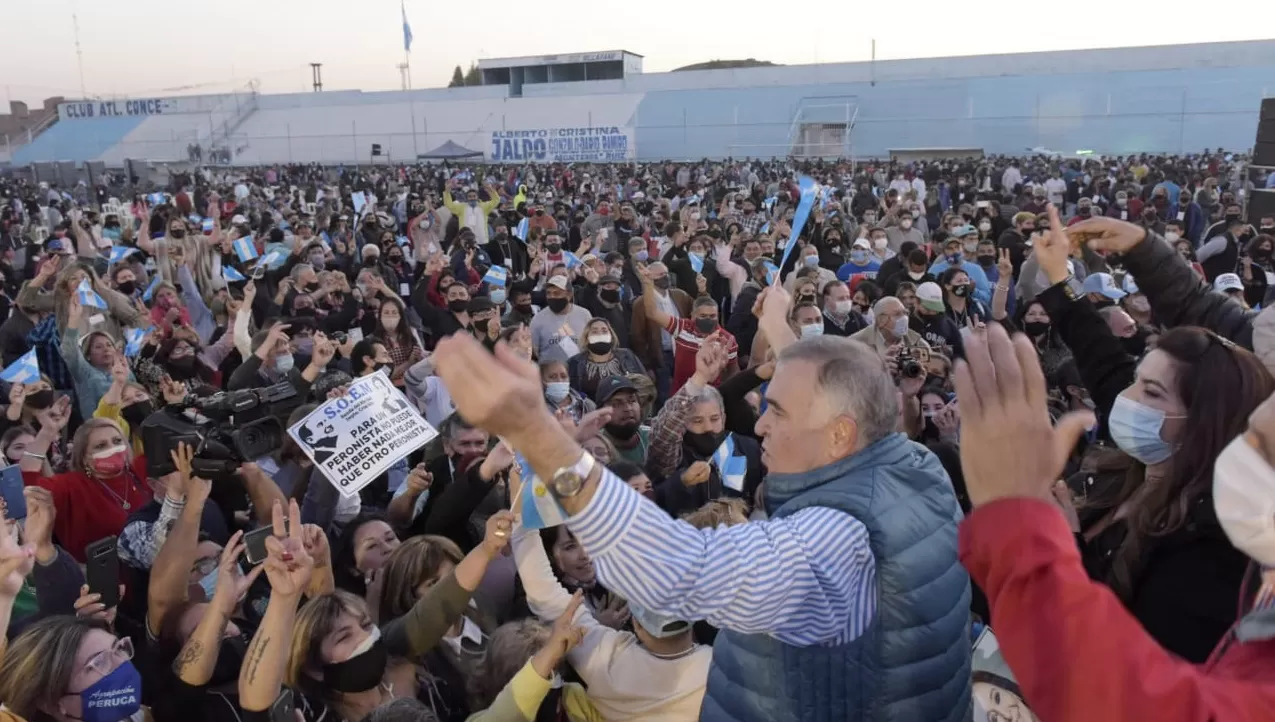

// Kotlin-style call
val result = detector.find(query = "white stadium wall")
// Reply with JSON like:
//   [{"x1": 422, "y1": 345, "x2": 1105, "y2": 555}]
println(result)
[{"x1": 11, "y1": 40, "x2": 1275, "y2": 166}]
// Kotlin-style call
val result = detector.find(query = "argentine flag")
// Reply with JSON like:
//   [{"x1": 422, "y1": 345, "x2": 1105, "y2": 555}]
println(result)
[
  {"x1": 142, "y1": 275, "x2": 163, "y2": 302},
  {"x1": 759, "y1": 221, "x2": 770, "y2": 234},
  {"x1": 123, "y1": 327, "x2": 151, "y2": 357},
  {"x1": 562, "y1": 251, "x2": 583, "y2": 270},
  {"x1": 233, "y1": 235, "x2": 258, "y2": 262},
  {"x1": 688, "y1": 252, "x2": 704, "y2": 274},
  {"x1": 202, "y1": 218, "x2": 215, "y2": 233},
  {"x1": 108, "y1": 246, "x2": 137, "y2": 264},
  {"x1": 514, "y1": 217, "x2": 530, "y2": 242},
  {"x1": 514, "y1": 454, "x2": 568, "y2": 529},
  {"x1": 223, "y1": 266, "x2": 247, "y2": 283},
  {"x1": 763, "y1": 261, "x2": 779, "y2": 286},
  {"x1": 259, "y1": 250, "x2": 286, "y2": 270},
  {"x1": 482, "y1": 265, "x2": 508, "y2": 288},
  {"x1": 0, "y1": 350, "x2": 40, "y2": 385},
  {"x1": 710, "y1": 433, "x2": 748, "y2": 492},
  {"x1": 76, "y1": 279, "x2": 107, "y2": 309}
]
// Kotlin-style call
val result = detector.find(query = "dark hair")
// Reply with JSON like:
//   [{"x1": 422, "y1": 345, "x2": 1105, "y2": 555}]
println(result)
[
  {"x1": 607, "y1": 459, "x2": 644, "y2": 481},
  {"x1": 854, "y1": 279, "x2": 883, "y2": 304},
  {"x1": 907, "y1": 249, "x2": 929, "y2": 267},
  {"x1": 1108, "y1": 327, "x2": 1275, "y2": 598},
  {"x1": 376, "y1": 295, "x2": 416, "y2": 350},
  {"x1": 938, "y1": 266, "x2": 969, "y2": 288},
  {"x1": 332, "y1": 511, "x2": 396, "y2": 597},
  {"x1": 1245, "y1": 233, "x2": 1274, "y2": 256},
  {"x1": 539, "y1": 525, "x2": 610, "y2": 609},
  {"x1": 351, "y1": 339, "x2": 379, "y2": 374}
]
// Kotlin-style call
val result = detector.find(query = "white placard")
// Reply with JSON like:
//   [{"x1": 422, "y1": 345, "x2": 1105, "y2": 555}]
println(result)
[{"x1": 287, "y1": 371, "x2": 437, "y2": 498}]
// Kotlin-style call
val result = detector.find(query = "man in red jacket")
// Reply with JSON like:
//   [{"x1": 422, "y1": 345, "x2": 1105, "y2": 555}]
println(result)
[{"x1": 955, "y1": 285, "x2": 1275, "y2": 718}]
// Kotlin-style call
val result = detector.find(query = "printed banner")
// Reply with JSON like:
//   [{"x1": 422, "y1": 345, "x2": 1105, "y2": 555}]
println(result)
[
  {"x1": 489, "y1": 126, "x2": 635, "y2": 164},
  {"x1": 287, "y1": 371, "x2": 438, "y2": 498}
]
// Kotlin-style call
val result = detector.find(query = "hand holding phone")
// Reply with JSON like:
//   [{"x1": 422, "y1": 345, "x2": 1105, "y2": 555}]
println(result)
[{"x1": 84, "y1": 536, "x2": 121, "y2": 608}]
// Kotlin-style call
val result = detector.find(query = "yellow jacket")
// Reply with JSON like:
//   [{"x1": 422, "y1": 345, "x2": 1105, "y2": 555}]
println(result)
[
  {"x1": 94, "y1": 397, "x2": 146, "y2": 457},
  {"x1": 466, "y1": 661, "x2": 603, "y2": 722}
]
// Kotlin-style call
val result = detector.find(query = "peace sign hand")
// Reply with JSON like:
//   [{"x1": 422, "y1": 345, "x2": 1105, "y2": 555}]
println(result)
[
  {"x1": 997, "y1": 248, "x2": 1013, "y2": 281},
  {"x1": 262, "y1": 499, "x2": 312, "y2": 599}
]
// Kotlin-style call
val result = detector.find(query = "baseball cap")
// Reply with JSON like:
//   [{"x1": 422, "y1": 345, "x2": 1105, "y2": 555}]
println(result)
[
  {"x1": 629, "y1": 604, "x2": 691, "y2": 639},
  {"x1": 1122, "y1": 275, "x2": 1140, "y2": 295},
  {"x1": 546, "y1": 275, "x2": 570, "y2": 291},
  {"x1": 1081, "y1": 272, "x2": 1126, "y2": 300},
  {"x1": 231, "y1": 214, "x2": 248, "y2": 225},
  {"x1": 851, "y1": 238, "x2": 870, "y2": 250},
  {"x1": 916, "y1": 282, "x2": 946, "y2": 312},
  {"x1": 952, "y1": 224, "x2": 978, "y2": 238},
  {"x1": 595, "y1": 375, "x2": 637, "y2": 404},
  {"x1": 1214, "y1": 273, "x2": 1244, "y2": 293}
]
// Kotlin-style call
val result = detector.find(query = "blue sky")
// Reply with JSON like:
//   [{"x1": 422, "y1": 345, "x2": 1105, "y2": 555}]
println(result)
[{"x1": 4, "y1": 0, "x2": 1275, "y2": 106}]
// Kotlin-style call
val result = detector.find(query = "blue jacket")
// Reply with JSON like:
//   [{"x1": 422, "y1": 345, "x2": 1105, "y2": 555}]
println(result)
[
  {"x1": 700, "y1": 433, "x2": 972, "y2": 722},
  {"x1": 928, "y1": 258, "x2": 992, "y2": 306}
]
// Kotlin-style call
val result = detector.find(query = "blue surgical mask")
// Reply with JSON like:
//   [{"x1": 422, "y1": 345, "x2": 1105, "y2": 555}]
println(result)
[
  {"x1": 490, "y1": 288, "x2": 507, "y2": 305},
  {"x1": 634, "y1": 250, "x2": 649, "y2": 262},
  {"x1": 78, "y1": 660, "x2": 143, "y2": 722},
  {"x1": 545, "y1": 381, "x2": 571, "y2": 404},
  {"x1": 946, "y1": 252, "x2": 963, "y2": 265},
  {"x1": 803, "y1": 254, "x2": 819, "y2": 267},
  {"x1": 850, "y1": 249, "x2": 870, "y2": 264},
  {"x1": 198, "y1": 568, "x2": 219, "y2": 600},
  {"x1": 891, "y1": 316, "x2": 910, "y2": 338},
  {"x1": 275, "y1": 353, "x2": 295, "y2": 373},
  {"x1": 102, "y1": 228, "x2": 122, "y2": 241},
  {"x1": 1108, "y1": 394, "x2": 1178, "y2": 464},
  {"x1": 800, "y1": 323, "x2": 824, "y2": 338}
]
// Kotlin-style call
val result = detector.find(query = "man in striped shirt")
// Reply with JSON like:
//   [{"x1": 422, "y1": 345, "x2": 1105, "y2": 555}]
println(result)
[{"x1": 432, "y1": 284, "x2": 972, "y2": 722}]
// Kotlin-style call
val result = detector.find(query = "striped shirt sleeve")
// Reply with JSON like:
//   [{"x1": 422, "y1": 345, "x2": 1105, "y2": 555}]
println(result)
[{"x1": 569, "y1": 468, "x2": 876, "y2": 646}]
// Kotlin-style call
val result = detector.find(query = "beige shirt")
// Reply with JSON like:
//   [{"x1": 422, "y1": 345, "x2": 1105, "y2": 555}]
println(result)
[{"x1": 849, "y1": 324, "x2": 932, "y2": 357}]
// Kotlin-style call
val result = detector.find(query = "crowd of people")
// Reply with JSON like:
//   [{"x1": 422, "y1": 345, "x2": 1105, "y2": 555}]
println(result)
[{"x1": 0, "y1": 149, "x2": 1272, "y2": 722}]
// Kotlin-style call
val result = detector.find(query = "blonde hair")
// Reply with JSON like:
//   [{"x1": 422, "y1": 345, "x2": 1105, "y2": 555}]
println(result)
[
  {"x1": 287, "y1": 591, "x2": 370, "y2": 696},
  {"x1": 577, "y1": 317, "x2": 620, "y2": 352},
  {"x1": 682, "y1": 497, "x2": 750, "y2": 529},
  {"x1": 70, "y1": 417, "x2": 127, "y2": 474},
  {"x1": 0, "y1": 616, "x2": 113, "y2": 721},
  {"x1": 469, "y1": 619, "x2": 550, "y2": 711},
  {"x1": 377, "y1": 535, "x2": 464, "y2": 624}
]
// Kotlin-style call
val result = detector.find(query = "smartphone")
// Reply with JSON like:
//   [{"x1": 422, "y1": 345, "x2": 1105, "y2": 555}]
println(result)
[
  {"x1": 85, "y1": 536, "x2": 120, "y2": 608},
  {"x1": 243, "y1": 520, "x2": 288, "y2": 565},
  {"x1": 269, "y1": 688, "x2": 294, "y2": 722},
  {"x1": 0, "y1": 465, "x2": 25, "y2": 520},
  {"x1": 976, "y1": 200, "x2": 990, "y2": 209},
  {"x1": 251, "y1": 264, "x2": 267, "y2": 280}
]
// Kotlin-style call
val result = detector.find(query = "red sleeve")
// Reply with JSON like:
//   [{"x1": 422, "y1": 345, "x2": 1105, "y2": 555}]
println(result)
[
  {"x1": 23, "y1": 469, "x2": 70, "y2": 515},
  {"x1": 960, "y1": 499, "x2": 1275, "y2": 722},
  {"x1": 665, "y1": 315, "x2": 681, "y2": 336}
]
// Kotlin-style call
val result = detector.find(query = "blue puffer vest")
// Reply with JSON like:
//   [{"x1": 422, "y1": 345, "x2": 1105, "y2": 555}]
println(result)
[{"x1": 700, "y1": 432, "x2": 972, "y2": 722}]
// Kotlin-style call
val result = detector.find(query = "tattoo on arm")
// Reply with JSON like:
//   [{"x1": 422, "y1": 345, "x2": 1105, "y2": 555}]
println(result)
[
  {"x1": 173, "y1": 639, "x2": 204, "y2": 675},
  {"x1": 245, "y1": 635, "x2": 271, "y2": 684}
]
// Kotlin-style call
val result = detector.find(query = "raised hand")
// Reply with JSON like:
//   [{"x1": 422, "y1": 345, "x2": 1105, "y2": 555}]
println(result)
[
  {"x1": 1065, "y1": 214, "x2": 1148, "y2": 255},
  {"x1": 7, "y1": 383, "x2": 24, "y2": 410},
  {"x1": 952, "y1": 323, "x2": 1095, "y2": 508},
  {"x1": 262, "y1": 499, "x2": 312, "y2": 598},
  {"x1": 210, "y1": 530, "x2": 264, "y2": 614},
  {"x1": 74, "y1": 583, "x2": 125, "y2": 626},
  {"x1": 574, "y1": 407, "x2": 614, "y2": 442},
  {"x1": 160, "y1": 375, "x2": 188, "y2": 405},
  {"x1": 404, "y1": 464, "x2": 432, "y2": 496},
  {"x1": 532, "y1": 591, "x2": 587, "y2": 678},
  {"x1": 299, "y1": 523, "x2": 331, "y2": 573},
  {"x1": 0, "y1": 503, "x2": 34, "y2": 600},
  {"x1": 481, "y1": 509, "x2": 516, "y2": 558},
  {"x1": 36, "y1": 396, "x2": 73, "y2": 433},
  {"x1": 594, "y1": 593, "x2": 630, "y2": 630},
  {"x1": 22, "y1": 487, "x2": 56, "y2": 558},
  {"x1": 997, "y1": 248, "x2": 1013, "y2": 281},
  {"x1": 681, "y1": 460, "x2": 711, "y2": 487},
  {"x1": 479, "y1": 441, "x2": 517, "y2": 481},
  {"x1": 67, "y1": 293, "x2": 84, "y2": 326},
  {"x1": 432, "y1": 335, "x2": 550, "y2": 442},
  {"x1": 110, "y1": 355, "x2": 129, "y2": 385},
  {"x1": 1036, "y1": 204, "x2": 1075, "y2": 285}
]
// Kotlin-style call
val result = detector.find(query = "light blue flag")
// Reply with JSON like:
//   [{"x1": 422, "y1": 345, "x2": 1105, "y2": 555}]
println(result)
[
  {"x1": 763, "y1": 261, "x2": 779, "y2": 286},
  {"x1": 233, "y1": 235, "x2": 258, "y2": 262},
  {"x1": 710, "y1": 433, "x2": 749, "y2": 492},
  {"x1": 0, "y1": 350, "x2": 40, "y2": 385},
  {"x1": 401, "y1": 0, "x2": 413, "y2": 52},
  {"x1": 259, "y1": 250, "x2": 286, "y2": 269},
  {"x1": 279, "y1": 220, "x2": 291, "y2": 231},
  {"x1": 514, "y1": 454, "x2": 569, "y2": 529},
  {"x1": 142, "y1": 275, "x2": 163, "y2": 302},
  {"x1": 223, "y1": 266, "x2": 246, "y2": 283},
  {"x1": 108, "y1": 246, "x2": 137, "y2": 264},
  {"x1": 123, "y1": 327, "x2": 151, "y2": 357},
  {"x1": 146, "y1": 192, "x2": 167, "y2": 206},
  {"x1": 763, "y1": 195, "x2": 777, "y2": 210},
  {"x1": 688, "y1": 252, "x2": 704, "y2": 274},
  {"x1": 514, "y1": 217, "x2": 530, "y2": 242},
  {"x1": 483, "y1": 265, "x2": 508, "y2": 287},
  {"x1": 759, "y1": 221, "x2": 770, "y2": 234},
  {"x1": 395, "y1": 235, "x2": 411, "y2": 247},
  {"x1": 76, "y1": 278, "x2": 106, "y2": 309},
  {"x1": 562, "y1": 251, "x2": 583, "y2": 270},
  {"x1": 351, "y1": 192, "x2": 367, "y2": 215},
  {"x1": 202, "y1": 218, "x2": 215, "y2": 233},
  {"x1": 777, "y1": 175, "x2": 818, "y2": 276}
]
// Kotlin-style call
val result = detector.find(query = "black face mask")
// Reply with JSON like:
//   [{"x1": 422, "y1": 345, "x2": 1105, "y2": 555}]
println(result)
[
  {"x1": 1121, "y1": 329, "x2": 1149, "y2": 358},
  {"x1": 1023, "y1": 321, "x2": 1050, "y2": 338},
  {"x1": 587, "y1": 339, "x2": 612, "y2": 355},
  {"x1": 473, "y1": 317, "x2": 491, "y2": 334},
  {"x1": 652, "y1": 276, "x2": 671, "y2": 291},
  {"x1": 514, "y1": 303, "x2": 534, "y2": 316},
  {"x1": 25, "y1": 389, "x2": 54, "y2": 410},
  {"x1": 388, "y1": 255, "x2": 403, "y2": 265},
  {"x1": 448, "y1": 299, "x2": 469, "y2": 313},
  {"x1": 169, "y1": 229, "x2": 187, "y2": 239},
  {"x1": 605, "y1": 420, "x2": 640, "y2": 440},
  {"x1": 116, "y1": 280, "x2": 137, "y2": 296},
  {"x1": 293, "y1": 307, "x2": 316, "y2": 318},
  {"x1": 321, "y1": 636, "x2": 388, "y2": 694},
  {"x1": 1226, "y1": 213, "x2": 1242, "y2": 224},
  {"x1": 683, "y1": 430, "x2": 724, "y2": 458},
  {"x1": 546, "y1": 297, "x2": 569, "y2": 313},
  {"x1": 121, "y1": 400, "x2": 155, "y2": 429},
  {"x1": 599, "y1": 287, "x2": 621, "y2": 304},
  {"x1": 545, "y1": 242, "x2": 562, "y2": 253},
  {"x1": 209, "y1": 634, "x2": 248, "y2": 688},
  {"x1": 694, "y1": 317, "x2": 718, "y2": 334},
  {"x1": 167, "y1": 356, "x2": 199, "y2": 380},
  {"x1": 950, "y1": 285, "x2": 970, "y2": 298},
  {"x1": 976, "y1": 255, "x2": 995, "y2": 267}
]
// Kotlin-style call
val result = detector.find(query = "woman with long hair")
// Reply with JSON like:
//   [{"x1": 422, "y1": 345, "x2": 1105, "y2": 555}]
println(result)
[
  {"x1": 566, "y1": 318, "x2": 645, "y2": 400},
  {"x1": 375, "y1": 296, "x2": 424, "y2": 387},
  {"x1": 539, "y1": 525, "x2": 628, "y2": 630},
  {"x1": 16, "y1": 258, "x2": 141, "y2": 343}
]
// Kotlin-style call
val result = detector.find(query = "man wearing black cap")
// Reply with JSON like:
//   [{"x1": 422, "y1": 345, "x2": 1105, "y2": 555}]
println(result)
[{"x1": 596, "y1": 375, "x2": 650, "y2": 466}]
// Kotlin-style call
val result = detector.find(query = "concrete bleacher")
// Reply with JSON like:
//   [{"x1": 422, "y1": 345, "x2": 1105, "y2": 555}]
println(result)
[{"x1": 11, "y1": 115, "x2": 146, "y2": 165}]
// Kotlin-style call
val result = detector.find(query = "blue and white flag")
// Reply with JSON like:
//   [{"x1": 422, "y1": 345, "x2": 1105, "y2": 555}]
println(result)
[
  {"x1": 108, "y1": 246, "x2": 137, "y2": 264},
  {"x1": 759, "y1": 221, "x2": 770, "y2": 235},
  {"x1": 233, "y1": 235, "x2": 258, "y2": 262},
  {"x1": 76, "y1": 278, "x2": 106, "y2": 309},
  {"x1": 223, "y1": 266, "x2": 246, "y2": 283},
  {"x1": 395, "y1": 235, "x2": 411, "y2": 247},
  {"x1": 562, "y1": 251, "x2": 583, "y2": 270},
  {"x1": 0, "y1": 349, "x2": 40, "y2": 385},
  {"x1": 514, "y1": 454, "x2": 569, "y2": 529},
  {"x1": 145, "y1": 192, "x2": 167, "y2": 206},
  {"x1": 688, "y1": 252, "x2": 704, "y2": 274},
  {"x1": 123, "y1": 327, "x2": 151, "y2": 357},
  {"x1": 763, "y1": 261, "x2": 779, "y2": 286},
  {"x1": 514, "y1": 217, "x2": 530, "y2": 242},
  {"x1": 401, "y1": 0, "x2": 413, "y2": 52},
  {"x1": 763, "y1": 195, "x2": 777, "y2": 211},
  {"x1": 142, "y1": 275, "x2": 163, "y2": 302},
  {"x1": 351, "y1": 192, "x2": 367, "y2": 215},
  {"x1": 777, "y1": 175, "x2": 818, "y2": 274},
  {"x1": 483, "y1": 265, "x2": 508, "y2": 287},
  {"x1": 259, "y1": 250, "x2": 286, "y2": 269},
  {"x1": 201, "y1": 218, "x2": 215, "y2": 233},
  {"x1": 710, "y1": 433, "x2": 748, "y2": 492}
]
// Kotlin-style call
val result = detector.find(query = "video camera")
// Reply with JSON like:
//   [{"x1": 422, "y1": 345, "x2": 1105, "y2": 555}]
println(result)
[{"x1": 141, "y1": 382, "x2": 300, "y2": 480}]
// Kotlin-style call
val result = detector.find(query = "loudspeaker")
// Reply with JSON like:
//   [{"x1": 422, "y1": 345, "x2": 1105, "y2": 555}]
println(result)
[
  {"x1": 1260, "y1": 118, "x2": 1275, "y2": 145},
  {"x1": 1263, "y1": 97, "x2": 1275, "y2": 121},
  {"x1": 1248, "y1": 189, "x2": 1275, "y2": 227},
  {"x1": 1255, "y1": 141, "x2": 1275, "y2": 167}
]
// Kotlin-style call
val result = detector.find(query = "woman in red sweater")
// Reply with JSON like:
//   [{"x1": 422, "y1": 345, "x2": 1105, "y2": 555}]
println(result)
[{"x1": 20, "y1": 396, "x2": 149, "y2": 563}]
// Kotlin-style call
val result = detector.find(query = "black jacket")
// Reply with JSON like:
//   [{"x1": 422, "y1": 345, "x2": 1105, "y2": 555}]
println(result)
[{"x1": 655, "y1": 433, "x2": 764, "y2": 518}]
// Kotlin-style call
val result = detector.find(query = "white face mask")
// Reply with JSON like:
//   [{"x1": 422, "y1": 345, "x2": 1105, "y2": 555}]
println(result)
[
  {"x1": 832, "y1": 299, "x2": 854, "y2": 315},
  {"x1": 1213, "y1": 435, "x2": 1275, "y2": 566},
  {"x1": 900, "y1": 219, "x2": 913, "y2": 230},
  {"x1": 1164, "y1": 232, "x2": 1180, "y2": 243},
  {"x1": 800, "y1": 322, "x2": 824, "y2": 338}
]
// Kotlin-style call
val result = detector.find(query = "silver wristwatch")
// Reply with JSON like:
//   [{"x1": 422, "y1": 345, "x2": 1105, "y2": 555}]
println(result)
[{"x1": 549, "y1": 452, "x2": 595, "y2": 498}]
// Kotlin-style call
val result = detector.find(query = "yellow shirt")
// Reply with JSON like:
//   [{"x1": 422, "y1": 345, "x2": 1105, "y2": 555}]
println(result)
[{"x1": 465, "y1": 662, "x2": 603, "y2": 722}]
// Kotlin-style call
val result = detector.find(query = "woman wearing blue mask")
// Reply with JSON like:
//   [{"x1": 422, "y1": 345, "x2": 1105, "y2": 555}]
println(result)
[
  {"x1": 539, "y1": 359, "x2": 594, "y2": 423},
  {"x1": 1035, "y1": 204, "x2": 1275, "y2": 663}
]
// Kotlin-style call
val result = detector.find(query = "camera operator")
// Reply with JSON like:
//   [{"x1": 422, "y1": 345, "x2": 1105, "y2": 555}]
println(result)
[{"x1": 849, "y1": 296, "x2": 931, "y2": 356}]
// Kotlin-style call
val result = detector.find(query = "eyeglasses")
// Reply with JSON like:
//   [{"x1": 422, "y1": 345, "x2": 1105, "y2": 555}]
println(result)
[{"x1": 79, "y1": 637, "x2": 134, "y2": 685}]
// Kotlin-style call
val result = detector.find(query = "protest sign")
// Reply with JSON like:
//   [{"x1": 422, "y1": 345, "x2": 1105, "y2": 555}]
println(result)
[{"x1": 287, "y1": 371, "x2": 437, "y2": 498}]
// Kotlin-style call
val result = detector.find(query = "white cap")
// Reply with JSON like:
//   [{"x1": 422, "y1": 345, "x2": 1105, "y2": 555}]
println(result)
[
  {"x1": 852, "y1": 238, "x2": 871, "y2": 250},
  {"x1": 1214, "y1": 273, "x2": 1244, "y2": 293}
]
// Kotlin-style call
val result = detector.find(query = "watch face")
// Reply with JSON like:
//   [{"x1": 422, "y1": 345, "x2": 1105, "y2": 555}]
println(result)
[{"x1": 552, "y1": 471, "x2": 585, "y2": 498}]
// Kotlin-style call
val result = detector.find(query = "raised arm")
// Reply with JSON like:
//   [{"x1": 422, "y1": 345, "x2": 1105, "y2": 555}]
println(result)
[
  {"x1": 174, "y1": 531, "x2": 263, "y2": 686},
  {"x1": 991, "y1": 249, "x2": 1012, "y2": 321},
  {"x1": 147, "y1": 444, "x2": 206, "y2": 637},
  {"x1": 635, "y1": 264, "x2": 673, "y2": 330}
]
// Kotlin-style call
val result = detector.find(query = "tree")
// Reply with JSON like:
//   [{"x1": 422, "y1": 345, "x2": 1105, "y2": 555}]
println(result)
[
  {"x1": 448, "y1": 65, "x2": 465, "y2": 88},
  {"x1": 464, "y1": 62, "x2": 481, "y2": 86}
]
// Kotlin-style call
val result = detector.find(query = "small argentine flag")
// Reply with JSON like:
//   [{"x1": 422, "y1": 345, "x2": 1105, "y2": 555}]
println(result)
[
  {"x1": 108, "y1": 246, "x2": 137, "y2": 264},
  {"x1": 223, "y1": 266, "x2": 246, "y2": 283},
  {"x1": 142, "y1": 275, "x2": 163, "y2": 302},
  {"x1": 562, "y1": 251, "x2": 583, "y2": 270},
  {"x1": 482, "y1": 265, "x2": 508, "y2": 288},
  {"x1": 0, "y1": 350, "x2": 40, "y2": 385},
  {"x1": 514, "y1": 217, "x2": 530, "y2": 242},
  {"x1": 759, "y1": 221, "x2": 770, "y2": 234},
  {"x1": 233, "y1": 235, "x2": 258, "y2": 262},
  {"x1": 351, "y1": 192, "x2": 367, "y2": 214},
  {"x1": 123, "y1": 327, "x2": 151, "y2": 357},
  {"x1": 710, "y1": 433, "x2": 748, "y2": 492},
  {"x1": 395, "y1": 235, "x2": 411, "y2": 247},
  {"x1": 763, "y1": 261, "x2": 779, "y2": 286},
  {"x1": 259, "y1": 250, "x2": 285, "y2": 269},
  {"x1": 514, "y1": 454, "x2": 569, "y2": 529},
  {"x1": 201, "y1": 218, "x2": 215, "y2": 233},
  {"x1": 763, "y1": 196, "x2": 777, "y2": 210},
  {"x1": 76, "y1": 279, "x2": 107, "y2": 309},
  {"x1": 688, "y1": 252, "x2": 704, "y2": 274},
  {"x1": 685, "y1": 193, "x2": 701, "y2": 207}
]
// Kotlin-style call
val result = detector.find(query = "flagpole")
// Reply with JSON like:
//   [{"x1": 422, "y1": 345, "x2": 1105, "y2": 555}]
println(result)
[{"x1": 402, "y1": 0, "x2": 418, "y2": 160}]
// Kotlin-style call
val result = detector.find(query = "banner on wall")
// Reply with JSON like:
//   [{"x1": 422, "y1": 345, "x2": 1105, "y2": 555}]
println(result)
[
  {"x1": 58, "y1": 94, "x2": 227, "y2": 121},
  {"x1": 489, "y1": 126, "x2": 635, "y2": 163}
]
